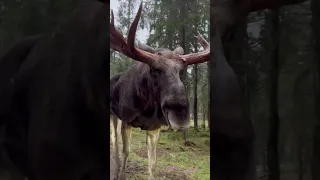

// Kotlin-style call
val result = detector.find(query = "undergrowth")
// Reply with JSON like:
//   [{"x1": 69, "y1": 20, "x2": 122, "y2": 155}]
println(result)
[{"x1": 110, "y1": 123, "x2": 210, "y2": 180}]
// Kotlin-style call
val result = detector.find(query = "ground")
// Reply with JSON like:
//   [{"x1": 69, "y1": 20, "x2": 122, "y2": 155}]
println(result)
[{"x1": 110, "y1": 122, "x2": 210, "y2": 180}]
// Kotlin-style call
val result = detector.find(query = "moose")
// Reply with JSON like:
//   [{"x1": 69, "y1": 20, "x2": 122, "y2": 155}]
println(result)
[{"x1": 110, "y1": 3, "x2": 210, "y2": 180}]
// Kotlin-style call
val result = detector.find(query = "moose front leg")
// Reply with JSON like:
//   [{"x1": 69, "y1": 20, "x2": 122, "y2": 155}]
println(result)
[
  {"x1": 110, "y1": 115, "x2": 121, "y2": 180},
  {"x1": 146, "y1": 128, "x2": 161, "y2": 180},
  {"x1": 119, "y1": 123, "x2": 132, "y2": 180}
]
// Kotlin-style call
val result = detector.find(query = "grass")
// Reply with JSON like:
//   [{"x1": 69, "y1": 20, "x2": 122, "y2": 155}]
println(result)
[{"x1": 110, "y1": 121, "x2": 210, "y2": 180}]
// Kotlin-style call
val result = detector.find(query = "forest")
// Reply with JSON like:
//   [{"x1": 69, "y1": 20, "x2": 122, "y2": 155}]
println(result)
[
  {"x1": 0, "y1": 0, "x2": 320, "y2": 180},
  {"x1": 217, "y1": 0, "x2": 319, "y2": 179},
  {"x1": 110, "y1": 0, "x2": 210, "y2": 179}
]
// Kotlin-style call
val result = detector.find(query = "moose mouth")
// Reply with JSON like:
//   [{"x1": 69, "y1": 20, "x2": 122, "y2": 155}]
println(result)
[{"x1": 162, "y1": 104, "x2": 190, "y2": 131}]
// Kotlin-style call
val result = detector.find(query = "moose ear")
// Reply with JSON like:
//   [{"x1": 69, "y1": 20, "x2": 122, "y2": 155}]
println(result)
[
  {"x1": 173, "y1": 45, "x2": 184, "y2": 55},
  {"x1": 137, "y1": 41, "x2": 156, "y2": 53}
]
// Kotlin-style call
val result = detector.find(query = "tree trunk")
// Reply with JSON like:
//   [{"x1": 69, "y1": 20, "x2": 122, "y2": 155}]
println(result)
[
  {"x1": 179, "y1": 2, "x2": 189, "y2": 143},
  {"x1": 202, "y1": 105, "x2": 206, "y2": 129},
  {"x1": 193, "y1": 41, "x2": 199, "y2": 131},
  {"x1": 126, "y1": 0, "x2": 131, "y2": 35},
  {"x1": 298, "y1": 135, "x2": 304, "y2": 180},
  {"x1": 193, "y1": 64, "x2": 198, "y2": 131},
  {"x1": 311, "y1": 0, "x2": 320, "y2": 178},
  {"x1": 266, "y1": 9, "x2": 280, "y2": 180},
  {"x1": 263, "y1": 147, "x2": 268, "y2": 173},
  {"x1": 207, "y1": 62, "x2": 210, "y2": 130},
  {"x1": 179, "y1": 12, "x2": 187, "y2": 83}
]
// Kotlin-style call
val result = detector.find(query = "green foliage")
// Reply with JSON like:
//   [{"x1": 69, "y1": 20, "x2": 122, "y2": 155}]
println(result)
[{"x1": 145, "y1": 0, "x2": 209, "y2": 49}]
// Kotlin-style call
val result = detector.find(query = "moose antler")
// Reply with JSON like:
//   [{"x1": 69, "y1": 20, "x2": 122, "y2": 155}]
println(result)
[
  {"x1": 110, "y1": 2, "x2": 210, "y2": 66},
  {"x1": 110, "y1": 3, "x2": 158, "y2": 65},
  {"x1": 179, "y1": 32, "x2": 210, "y2": 65}
]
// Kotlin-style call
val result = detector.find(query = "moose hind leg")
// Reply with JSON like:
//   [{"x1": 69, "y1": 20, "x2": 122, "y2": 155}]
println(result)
[
  {"x1": 119, "y1": 123, "x2": 132, "y2": 180},
  {"x1": 146, "y1": 128, "x2": 160, "y2": 180},
  {"x1": 110, "y1": 115, "x2": 121, "y2": 180}
]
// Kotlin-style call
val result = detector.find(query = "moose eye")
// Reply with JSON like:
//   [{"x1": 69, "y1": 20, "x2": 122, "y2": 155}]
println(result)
[
  {"x1": 150, "y1": 67, "x2": 162, "y2": 76},
  {"x1": 179, "y1": 69, "x2": 184, "y2": 77}
]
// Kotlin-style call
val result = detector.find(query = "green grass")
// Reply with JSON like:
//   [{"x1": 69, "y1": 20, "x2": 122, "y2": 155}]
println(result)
[{"x1": 111, "y1": 122, "x2": 210, "y2": 180}]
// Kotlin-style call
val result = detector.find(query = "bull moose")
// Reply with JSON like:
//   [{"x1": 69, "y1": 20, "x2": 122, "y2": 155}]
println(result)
[{"x1": 110, "y1": 3, "x2": 210, "y2": 180}]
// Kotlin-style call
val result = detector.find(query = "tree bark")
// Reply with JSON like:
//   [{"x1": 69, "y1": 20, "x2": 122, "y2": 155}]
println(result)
[
  {"x1": 179, "y1": 1, "x2": 190, "y2": 143},
  {"x1": 311, "y1": 0, "x2": 320, "y2": 178},
  {"x1": 193, "y1": 42, "x2": 199, "y2": 131},
  {"x1": 298, "y1": 135, "x2": 304, "y2": 180},
  {"x1": 208, "y1": 62, "x2": 210, "y2": 130},
  {"x1": 266, "y1": 9, "x2": 280, "y2": 180},
  {"x1": 202, "y1": 110, "x2": 206, "y2": 129},
  {"x1": 193, "y1": 65, "x2": 198, "y2": 130}
]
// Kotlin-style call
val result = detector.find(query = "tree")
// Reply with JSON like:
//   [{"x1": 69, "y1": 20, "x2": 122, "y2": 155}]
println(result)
[
  {"x1": 311, "y1": 0, "x2": 320, "y2": 178},
  {"x1": 193, "y1": 63, "x2": 199, "y2": 131},
  {"x1": 264, "y1": 9, "x2": 280, "y2": 180}
]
